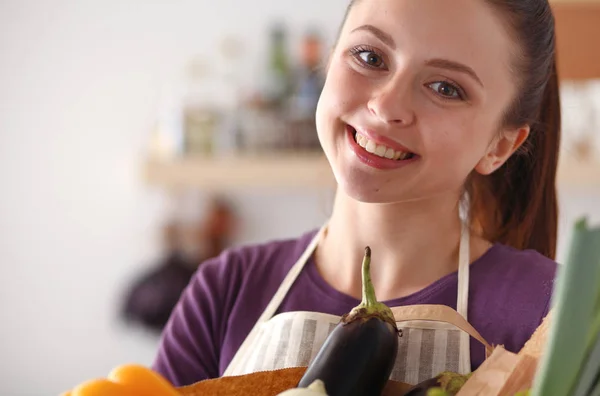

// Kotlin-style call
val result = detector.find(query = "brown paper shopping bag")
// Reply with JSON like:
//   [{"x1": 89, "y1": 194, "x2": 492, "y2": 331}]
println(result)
[
  {"x1": 455, "y1": 312, "x2": 552, "y2": 396},
  {"x1": 178, "y1": 367, "x2": 412, "y2": 396}
]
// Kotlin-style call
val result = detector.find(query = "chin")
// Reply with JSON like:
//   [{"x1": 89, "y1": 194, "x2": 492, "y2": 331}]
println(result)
[
  {"x1": 321, "y1": 143, "x2": 397, "y2": 204},
  {"x1": 331, "y1": 165, "x2": 403, "y2": 204}
]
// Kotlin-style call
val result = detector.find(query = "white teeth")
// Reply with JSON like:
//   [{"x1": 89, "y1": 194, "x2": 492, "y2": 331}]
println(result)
[
  {"x1": 365, "y1": 140, "x2": 377, "y2": 154},
  {"x1": 357, "y1": 135, "x2": 366, "y2": 147},
  {"x1": 354, "y1": 132, "x2": 412, "y2": 160},
  {"x1": 375, "y1": 145, "x2": 387, "y2": 157}
]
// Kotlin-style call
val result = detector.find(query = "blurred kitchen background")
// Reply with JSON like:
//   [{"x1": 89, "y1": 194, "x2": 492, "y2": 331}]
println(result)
[{"x1": 1, "y1": 0, "x2": 599, "y2": 394}]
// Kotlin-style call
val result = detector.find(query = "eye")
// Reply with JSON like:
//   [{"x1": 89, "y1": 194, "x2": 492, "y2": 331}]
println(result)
[
  {"x1": 350, "y1": 46, "x2": 386, "y2": 69},
  {"x1": 359, "y1": 51, "x2": 384, "y2": 68},
  {"x1": 427, "y1": 81, "x2": 466, "y2": 101}
]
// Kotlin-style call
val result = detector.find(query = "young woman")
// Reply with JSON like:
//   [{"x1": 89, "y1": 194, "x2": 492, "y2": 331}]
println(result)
[{"x1": 153, "y1": 0, "x2": 560, "y2": 387}]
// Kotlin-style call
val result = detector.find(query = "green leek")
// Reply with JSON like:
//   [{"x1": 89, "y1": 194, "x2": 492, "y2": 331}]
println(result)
[{"x1": 530, "y1": 218, "x2": 600, "y2": 396}]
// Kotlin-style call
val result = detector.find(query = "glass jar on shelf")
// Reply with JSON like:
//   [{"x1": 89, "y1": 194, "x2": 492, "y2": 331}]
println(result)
[{"x1": 181, "y1": 58, "x2": 221, "y2": 157}]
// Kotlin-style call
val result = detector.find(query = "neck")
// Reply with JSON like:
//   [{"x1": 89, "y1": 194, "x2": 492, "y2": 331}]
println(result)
[{"x1": 315, "y1": 189, "x2": 465, "y2": 301}]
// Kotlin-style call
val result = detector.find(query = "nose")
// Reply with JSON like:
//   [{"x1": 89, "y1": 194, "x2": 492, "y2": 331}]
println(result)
[{"x1": 367, "y1": 75, "x2": 415, "y2": 126}]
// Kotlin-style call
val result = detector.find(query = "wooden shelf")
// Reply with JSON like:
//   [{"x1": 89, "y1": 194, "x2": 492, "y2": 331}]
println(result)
[
  {"x1": 142, "y1": 152, "x2": 336, "y2": 191},
  {"x1": 142, "y1": 153, "x2": 599, "y2": 191}
]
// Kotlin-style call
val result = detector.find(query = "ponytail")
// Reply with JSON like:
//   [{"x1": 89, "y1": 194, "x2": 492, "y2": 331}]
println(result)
[{"x1": 470, "y1": 58, "x2": 561, "y2": 260}]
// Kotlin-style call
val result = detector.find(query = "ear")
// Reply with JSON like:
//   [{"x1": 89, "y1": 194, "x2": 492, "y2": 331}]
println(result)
[{"x1": 474, "y1": 125, "x2": 530, "y2": 175}]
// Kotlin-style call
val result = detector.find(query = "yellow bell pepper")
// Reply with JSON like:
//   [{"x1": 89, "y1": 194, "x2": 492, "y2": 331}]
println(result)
[
  {"x1": 71, "y1": 378, "x2": 138, "y2": 396},
  {"x1": 107, "y1": 364, "x2": 180, "y2": 396},
  {"x1": 61, "y1": 364, "x2": 179, "y2": 396}
]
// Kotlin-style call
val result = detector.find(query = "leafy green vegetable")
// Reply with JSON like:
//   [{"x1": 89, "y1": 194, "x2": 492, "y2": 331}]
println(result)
[
  {"x1": 531, "y1": 218, "x2": 600, "y2": 396},
  {"x1": 514, "y1": 391, "x2": 531, "y2": 396},
  {"x1": 426, "y1": 388, "x2": 449, "y2": 396},
  {"x1": 573, "y1": 327, "x2": 600, "y2": 396},
  {"x1": 589, "y1": 379, "x2": 600, "y2": 396}
]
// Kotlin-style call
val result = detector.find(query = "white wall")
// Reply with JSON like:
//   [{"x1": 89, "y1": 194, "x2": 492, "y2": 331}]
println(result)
[{"x1": 0, "y1": 1, "x2": 598, "y2": 395}]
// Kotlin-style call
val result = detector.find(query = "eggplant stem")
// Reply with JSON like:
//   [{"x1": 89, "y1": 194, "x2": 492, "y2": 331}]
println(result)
[
  {"x1": 345, "y1": 246, "x2": 397, "y2": 328},
  {"x1": 361, "y1": 247, "x2": 377, "y2": 308}
]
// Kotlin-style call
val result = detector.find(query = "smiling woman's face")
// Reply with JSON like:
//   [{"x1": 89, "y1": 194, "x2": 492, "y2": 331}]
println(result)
[{"x1": 316, "y1": 0, "x2": 526, "y2": 204}]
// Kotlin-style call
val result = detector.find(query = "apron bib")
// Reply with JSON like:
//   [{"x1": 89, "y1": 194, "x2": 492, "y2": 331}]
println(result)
[{"x1": 223, "y1": 221, "x2": 493, "y2": 385}]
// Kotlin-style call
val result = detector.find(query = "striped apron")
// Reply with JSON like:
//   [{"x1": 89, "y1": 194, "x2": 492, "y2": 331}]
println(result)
[{"x1": 223, "y1": 221, "x2": 493, "y2": 385}]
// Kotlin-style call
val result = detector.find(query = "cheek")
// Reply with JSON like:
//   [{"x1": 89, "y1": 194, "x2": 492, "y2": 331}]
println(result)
[
  {"x1": 317, "y1": 58, "x2": 369, "y2": 123},
  {"x1": 420, "y1": 111, "x2": 493, "y2": 173}
]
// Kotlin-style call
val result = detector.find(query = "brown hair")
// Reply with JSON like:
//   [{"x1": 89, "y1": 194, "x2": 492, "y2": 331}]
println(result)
[{"x1": 342, "y1": 0, "x2": 561, "y2": 259}]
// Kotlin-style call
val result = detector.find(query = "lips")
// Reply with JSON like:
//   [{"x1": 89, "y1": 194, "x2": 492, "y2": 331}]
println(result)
[
  {"x1": 354, "y1": 133, "x2": 414, "y2": 161},
  {"x1": 349, "y1": 126, "x2": 416, "y2": 159},
  {"x1": 345, "y1": 125, "x2": 419, "y2": 170}
]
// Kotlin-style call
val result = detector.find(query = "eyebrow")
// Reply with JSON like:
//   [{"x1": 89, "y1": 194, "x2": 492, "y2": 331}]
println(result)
[
  {"x1": 351, "y1": 24, "x2": 396, "y2": 49},
  {"x1": 425, "y1": 58, "x2": 484, "y2": 87}
]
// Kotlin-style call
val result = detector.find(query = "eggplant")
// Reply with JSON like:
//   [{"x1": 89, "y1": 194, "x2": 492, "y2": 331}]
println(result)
[
  {"x1": 402, "y1": 372, "x2": 471, "y2": 396},
  {"x1": 297, "y1": 247, "x2": 401, "y2": 396}
]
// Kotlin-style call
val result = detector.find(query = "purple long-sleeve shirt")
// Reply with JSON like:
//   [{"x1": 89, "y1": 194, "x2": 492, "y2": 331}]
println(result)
[{"x1": 152, "y1": 229, "x2": 557, "y2": 387}]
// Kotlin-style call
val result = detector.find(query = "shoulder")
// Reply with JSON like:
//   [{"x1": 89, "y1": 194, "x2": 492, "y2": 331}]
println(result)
[
  {"x1": 191, "y1": 228, "x2": 321, "y2": 307},
  {"x1": 469, "y1": 244, "x2": 558, "y2": 353},
  {"x1": 200, "y1": 228, "x2": 320, "y2": 282},
  {"x1": 152, "y1": 228, "x2": 320, "y2": 384},
  {"x1": 472, "y1": 243, "x2": 558, "y2": 296}
]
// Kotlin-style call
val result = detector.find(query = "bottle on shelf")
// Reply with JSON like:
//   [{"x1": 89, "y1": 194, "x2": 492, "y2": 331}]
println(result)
[
  {"x1": 148, "y1": 87, "x2": 185, "y2": 161},
  {"x1": 181, "y1": 58, "x2": 220, "y2": 157},
  {"x1": 241, "y1": 22, "x2": 294, "y2": 153},
  {"x1": 211, "y1": 36, "x2": 246, "y2": 157},
  {"x1": 264, "y1": 22, "x2": 294, "y2": 110},
  {"x1": 286, "y1": 29, "x2": 325, "y2": 151}
]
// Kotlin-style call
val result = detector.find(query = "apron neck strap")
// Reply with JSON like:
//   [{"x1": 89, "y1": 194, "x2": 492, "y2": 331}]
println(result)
[
  {"x1": 256, "y1": 224, "x2": 327, "y2": 325},
  {"x1": 456, "y1": 219, "x2": 471, "y2": 318},
  {"x1": 456, "y1": 206, "x2": 472, "y2": 374}
]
